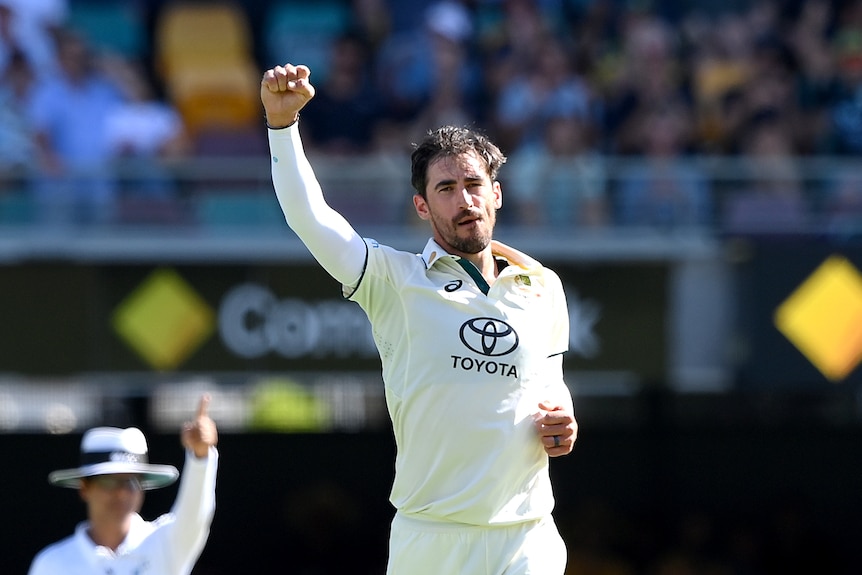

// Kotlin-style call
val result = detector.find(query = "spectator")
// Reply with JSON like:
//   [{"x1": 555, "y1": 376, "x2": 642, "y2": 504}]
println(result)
[
  {"x1": 0, "y1": 0, "x2": 63, "y2": 76},
  {"x1": 100, "y1": 55, "x2": 190, "y2": 223},
  {"x1": 27, "y1": 28, "x2": 124, "y2": 225},
  {"x1": 375, "y1": 0, "x2": 481, "y2": 124},
  {"x1": 3, "y1": 0, "x2": 66, "y2": 28},
  {"x1": 745, "y1": 33, "x2": 800, "y2": 142},
  {"x1": 102, "y1": 56, "x2": 189, "y2": 162},
  {"x1": 722, "y1": 111, "x2": 810, "y2": 235},
  {"x1": 825, "y1": 26, "x2": 862, "y2": 155},
  {"x1": 492, "y1": 35, "x2": 596, "y2": 153},
  {"x1": 604, "y1": 11, "x2": 691, "y2": 154},
  {"x1": 685, "y1": 11, "x2": 753, "y2": 154},
  {"x1": 787, "y1": 0, "x2": 842, "y2": 154},
  {"x1": 350, "y1": 0, "x2": 392, "y2": 53},
  {"x1": 0, "y1": 49, "x2": 37, "y2": 174},
  {"x1": 406, "y1": 13, "x2": 479, "y2": 143},
  {"x1": 0, "y1": 47, "x2": 35, "y2": 223},
  {"x1": 506, "y1": 111, "x2": 608, "y2": 229},
  {"x1": 615, "y1": 102, "x2": 712, "y2": 230},
  {"x1": 479, "y1": 0, "x2": 559, "y2": 70},
  {"x1": 299, "y1": 32, "x2": 382, "y2": 155},
  {"x1": 715, "y1": 2, "x2": 800, "y2": 156},
  {"x1": 563, "y1": 0, "x2": 624, "y2": 77}
]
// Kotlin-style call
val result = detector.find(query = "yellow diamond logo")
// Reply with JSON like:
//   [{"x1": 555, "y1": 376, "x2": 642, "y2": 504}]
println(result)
[
  {"x1": 774, "y1": 255, "x2": 862, "y2": 382},
  {"x1": 113, "y1": 268, "x2": 214, "y2": 371}
]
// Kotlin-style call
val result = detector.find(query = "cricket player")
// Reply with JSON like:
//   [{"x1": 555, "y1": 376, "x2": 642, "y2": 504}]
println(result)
[
  {"x1": 28, "y1": 395, "x2": 218, "y2": 575},
  {"x1": 261, "y1": 63, "x2": 577, "y2": 575}
]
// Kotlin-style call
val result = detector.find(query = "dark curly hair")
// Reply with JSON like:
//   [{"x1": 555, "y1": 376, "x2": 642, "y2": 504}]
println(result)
[{"x1": 410, "y1": 126, "x2": 507, "y2": 197}]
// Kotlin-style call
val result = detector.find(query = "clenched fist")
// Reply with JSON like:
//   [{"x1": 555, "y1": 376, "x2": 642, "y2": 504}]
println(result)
[{"x1": 260, "y1": 63, "x2": 316, "y2": 128}]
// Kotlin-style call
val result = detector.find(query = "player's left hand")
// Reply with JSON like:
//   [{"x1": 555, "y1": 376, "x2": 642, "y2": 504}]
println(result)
[
  {"x1": 534, "y1": 401, "x2": 577, "y2": 457},
  {"x1": 181, "y1": 394, "x2": 218, "y2": 458},
  {"x1": 260, "y1": 63, "x2": 315, "y2": 127}
]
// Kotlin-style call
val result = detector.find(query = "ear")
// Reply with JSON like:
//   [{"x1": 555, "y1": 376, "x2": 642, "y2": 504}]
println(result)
[
  {"x1": 493, "y1": 181, "x2": 502, "y2": 209},
  {"x1": 413, "y1": 194, "x2": 431, "y2": 221}
]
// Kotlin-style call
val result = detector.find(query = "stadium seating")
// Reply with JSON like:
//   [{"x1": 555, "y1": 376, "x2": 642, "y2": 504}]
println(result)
[
  {"x1": 154, "y1": 1, "x2": 260, "y2": 135},
  {"x1": 166, "y1": 64, "x2": 261, "y2": 135},
  {"x1": 154, "y1": 1, "x2": 252, "y2": 76}
]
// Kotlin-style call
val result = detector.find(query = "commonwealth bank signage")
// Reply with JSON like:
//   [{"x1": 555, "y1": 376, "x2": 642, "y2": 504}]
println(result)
[{"x1": 0, "y1": 261, "x2": 667, "y2": 380}]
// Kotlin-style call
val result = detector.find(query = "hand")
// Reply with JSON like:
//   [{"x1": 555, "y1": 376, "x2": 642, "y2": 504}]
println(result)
[
  {"x1": 260, "y1": 63, "x2": 315, "y2": 127},
  {"x1": 181, "y1": 394, "x2": 218, "y2": 458},
  {"x1": 534, "y1": 401, "x2": 577, "y2": 457}
]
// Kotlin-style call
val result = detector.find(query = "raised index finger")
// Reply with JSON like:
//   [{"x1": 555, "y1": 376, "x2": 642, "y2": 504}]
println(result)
[{"x1": 196, "y1": 394, "x2": 211, "y2": 419}]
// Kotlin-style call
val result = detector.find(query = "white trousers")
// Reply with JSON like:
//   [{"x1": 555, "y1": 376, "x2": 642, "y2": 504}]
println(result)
[{"x1": 386, "y1": 512, "x2": 567, "y2": 575}]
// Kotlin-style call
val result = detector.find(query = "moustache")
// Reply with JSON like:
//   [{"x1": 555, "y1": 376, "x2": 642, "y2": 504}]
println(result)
[{"x1": 455, "y1": 209, "x2": 484, "y2": 225}]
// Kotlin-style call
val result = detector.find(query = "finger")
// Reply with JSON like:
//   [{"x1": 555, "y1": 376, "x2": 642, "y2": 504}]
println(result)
[
  {"x1": 196, "y1": 394, "x2": 211, "y2": 419},
  {"x1": 540, "y1": 404, "x2": 571, "y2": 421},
  {"x1": 261, "y1": 69, "x2": 277, "y2": 91},
  {"x1": 542, "y1": 413, "x2": 573, "y2": 428},
  {"x1": 283, "y1": 62, "x2": 298, "y2": 84},
  {"x1": 276, "y1": 66, "x2": 290, "y2": 91},
  {"x1": 540, "y1": 425, "x2": 565, "y2": 439},
  {"x1": 295, "y1": 65, "x2": 311, "y2": 80},
  {"x1": 263, "y1": 67, "x2": 285, "y2": 92}
]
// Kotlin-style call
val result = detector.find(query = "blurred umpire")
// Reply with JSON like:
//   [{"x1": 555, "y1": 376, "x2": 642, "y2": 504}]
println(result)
[{"x1": 28, "y1": 394, "x2": 218, "y2": 575}]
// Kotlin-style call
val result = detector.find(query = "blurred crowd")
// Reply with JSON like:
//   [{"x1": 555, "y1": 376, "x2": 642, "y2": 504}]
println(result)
[{"x1": 2, "y1": 0, "x2": 862, "y2": 232}]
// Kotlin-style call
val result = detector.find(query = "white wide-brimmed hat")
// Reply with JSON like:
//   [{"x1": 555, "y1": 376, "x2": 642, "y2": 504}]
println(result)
[{"x1": 48, "y1": 427, "x2": 179, "y2": 490}]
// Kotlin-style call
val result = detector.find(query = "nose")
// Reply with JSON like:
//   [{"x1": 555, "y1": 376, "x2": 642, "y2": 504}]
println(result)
[{"x1": 458, "y1": 187, "x2": 474, "y2": 209}]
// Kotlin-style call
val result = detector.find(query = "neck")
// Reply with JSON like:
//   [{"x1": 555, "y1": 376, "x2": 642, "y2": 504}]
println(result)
[
  {"x1": 430, "y1": 235, "x2": 499, "y2": 284},
  {"x1": 459, "y1": 250, "x2": 498, "y2": 285},
  {"x1": 87, "y1": 517, "x2": 132, "y2": 551}
]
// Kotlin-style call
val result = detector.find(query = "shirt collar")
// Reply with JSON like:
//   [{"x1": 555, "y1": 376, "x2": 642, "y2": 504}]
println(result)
[
  {"x1": 74, "y1": 513, "x2": 147, "y2": 560},
  {"x1": 421, "y1": 238, "x2": 541, "y2": 271}
]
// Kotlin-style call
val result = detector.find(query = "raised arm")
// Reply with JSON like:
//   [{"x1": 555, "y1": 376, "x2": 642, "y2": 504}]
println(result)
[
  {"x1": 165, "y1": 394, "x2": 219, "y2": 573},
  {"x1": 261, "y1": 64, "x2": 366, "y2": 287}
]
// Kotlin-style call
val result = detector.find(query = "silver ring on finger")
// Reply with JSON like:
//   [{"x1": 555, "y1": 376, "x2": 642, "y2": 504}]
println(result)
[{"x1": 553, "y1": 435, "x2": 560, "y2": 448}]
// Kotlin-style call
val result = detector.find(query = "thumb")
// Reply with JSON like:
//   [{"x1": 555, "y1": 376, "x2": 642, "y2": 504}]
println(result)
[
  {"x1": 196, "y1": 393, "x2": 211, "y2": 419},
  {"x1": 538, "y1": 400, "x2": 561, "y2": 412}
]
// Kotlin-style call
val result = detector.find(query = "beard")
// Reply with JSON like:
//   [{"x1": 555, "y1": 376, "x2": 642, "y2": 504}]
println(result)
[{"x1": 431, "y1": 207, "x2": 496, "y2": 254}]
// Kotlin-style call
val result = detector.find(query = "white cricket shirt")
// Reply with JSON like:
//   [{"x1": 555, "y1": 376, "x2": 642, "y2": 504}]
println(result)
[{"x1": 349, "y1": 237, "x2": 571, "y2": 526}]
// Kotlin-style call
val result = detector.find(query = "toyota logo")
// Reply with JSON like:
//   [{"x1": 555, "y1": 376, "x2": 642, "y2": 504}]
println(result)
[{"x1": 459, "y1": 317, "x2": 519, "y2": 357}]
